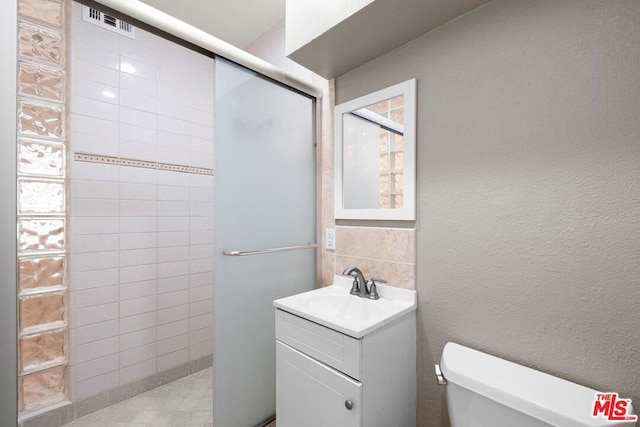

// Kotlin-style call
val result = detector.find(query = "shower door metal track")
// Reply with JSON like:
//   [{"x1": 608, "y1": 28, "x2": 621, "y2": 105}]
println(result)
[{"x1": 223, "y1": 243, "x2": 317, "y2": 257}]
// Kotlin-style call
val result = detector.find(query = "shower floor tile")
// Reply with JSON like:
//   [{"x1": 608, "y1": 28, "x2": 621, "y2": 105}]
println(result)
[{"x1": 64, "y1": 368, "x2": 213, "y2": 427}]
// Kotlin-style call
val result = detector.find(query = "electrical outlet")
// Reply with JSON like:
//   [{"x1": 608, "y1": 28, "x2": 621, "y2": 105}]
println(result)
[{"x1": 325, "y1": 228, "x2": 336, "y2": 250}]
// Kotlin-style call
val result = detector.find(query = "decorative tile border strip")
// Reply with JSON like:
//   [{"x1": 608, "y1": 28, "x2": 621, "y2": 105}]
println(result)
[{"x1": 74, "y1": 152, "x2": 214, "y2": 176}]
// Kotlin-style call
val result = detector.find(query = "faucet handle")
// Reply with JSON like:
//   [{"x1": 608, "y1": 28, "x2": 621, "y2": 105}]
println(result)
[{"x1": 368, "y1": 278, "x2": 385, "y2": 300}]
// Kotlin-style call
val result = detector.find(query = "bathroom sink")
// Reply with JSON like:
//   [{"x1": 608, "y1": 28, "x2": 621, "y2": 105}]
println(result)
[{"x1": 273, "y1": 275, "x2": 417, "y2": 338}]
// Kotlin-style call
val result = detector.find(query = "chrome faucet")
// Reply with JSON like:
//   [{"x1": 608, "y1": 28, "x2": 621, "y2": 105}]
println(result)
[{"x1": 342, "y1": 267, "x2": 381, "y2": 300}]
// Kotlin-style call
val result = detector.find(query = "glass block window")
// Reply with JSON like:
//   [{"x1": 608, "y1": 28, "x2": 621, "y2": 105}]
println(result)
[{"x1": 16, "y1": 0, "x2": 68, "y2": 418}]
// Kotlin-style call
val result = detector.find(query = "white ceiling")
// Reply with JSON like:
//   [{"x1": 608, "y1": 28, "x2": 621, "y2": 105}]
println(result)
[{"x1": 139, "y1": 0, "x2": 285, "y2": 49}]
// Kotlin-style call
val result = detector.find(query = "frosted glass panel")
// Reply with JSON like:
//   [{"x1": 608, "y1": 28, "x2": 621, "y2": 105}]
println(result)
[
  {"x1": 20, "y1": 366, "x2": 66, "y2": 411},
  {"x1": 20, "y1": 292, "x2": 65, "y2": 331},
  {"x1": 214, "y1": 59, "x2": 316, "y2": 427},
  {"x1": 18, "y1": 179, "x2": 65, "y2": 214},
  {"x1": 20, "y1": 330, "x2": 66, "y2": 373},
  {"x1": 18, "y1": 139, "x2": 64, "y2": 177},
  {"x1": 18, "y1": 218, "x2": 65, "y2": 253},
  {"x1": 19, "y1": 256, "x2": 65, "y2": 291}
]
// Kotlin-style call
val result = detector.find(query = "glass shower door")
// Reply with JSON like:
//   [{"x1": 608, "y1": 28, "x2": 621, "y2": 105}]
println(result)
[{"x1": 213, "y1": 58, "x2": 316, "y2": 427}]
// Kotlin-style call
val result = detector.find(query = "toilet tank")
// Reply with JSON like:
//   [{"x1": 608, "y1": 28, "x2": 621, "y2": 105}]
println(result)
[{"x1": 440, "y1": 342, "x2": 637, "y2": 427}]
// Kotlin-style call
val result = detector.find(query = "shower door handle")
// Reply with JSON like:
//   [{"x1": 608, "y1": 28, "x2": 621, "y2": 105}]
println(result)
[{"x1": 223, "y1": 243, "x2": 317, "y2": 257}]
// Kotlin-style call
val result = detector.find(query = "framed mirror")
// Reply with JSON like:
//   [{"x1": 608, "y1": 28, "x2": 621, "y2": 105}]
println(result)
[{"x1": 335, "y1": 79, "x2": 416, "y2": 220}]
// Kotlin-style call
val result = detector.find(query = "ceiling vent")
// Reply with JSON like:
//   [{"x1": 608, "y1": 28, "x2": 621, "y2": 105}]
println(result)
[{"x1": 81, "y1": 6, "x2": 135, "y2": 39}]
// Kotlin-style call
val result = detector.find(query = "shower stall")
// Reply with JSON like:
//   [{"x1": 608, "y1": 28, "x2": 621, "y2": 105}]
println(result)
[{"x1": 4, "y1": 1, "x2": 320, "y2": 425}]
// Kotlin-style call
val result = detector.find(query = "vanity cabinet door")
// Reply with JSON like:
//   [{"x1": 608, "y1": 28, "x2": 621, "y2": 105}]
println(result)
[{"x1": 276, "y1": 341, "x2": 362, "y2": 427}]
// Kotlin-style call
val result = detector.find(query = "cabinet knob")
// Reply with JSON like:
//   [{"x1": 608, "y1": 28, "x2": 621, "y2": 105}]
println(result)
[{"x1": 345, "y1": 400, "x2": 354, "y2": 410}]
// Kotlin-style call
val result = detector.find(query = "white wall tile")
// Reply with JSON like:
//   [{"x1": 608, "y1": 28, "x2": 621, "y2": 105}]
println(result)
[
  {"x1": 119, "y1": 232, "x2": 157, "y2": 250},
  {"x1": 119, "y1": 165, "x2": 157, "y2": 184},
  {"x1": 120, "y1": 264, "x2": 156, "y2": 284},
  {"x1": 120, "y1": 72, "x2": 156, "y2": 97},
  {"x1": 189, "y1": 174, "x2": 214, "y2": 189},
  {"x1": 157, "y1": 333, "x2": 189, "y2": 356},
  {"x1": 120, "y1": 123, "x2": 157, "y2": 146},
  {"x1": 73, "y1": 286, "x2": 118, "y2": 309},
  {"x1": 120, "y1": 89, "x2": 157, "y2": 113},
  {"x1": 189, "y1": 326, "x2": 212, "y2": 346},
  {"x1": 157, "y1": 276, "x2": 189, "y2": 294},
  {"x1": 157, "y1": 260, "x2": 189, "y2": 279},
  {"x1": 189, "y1": 217, "x2": 213, "y2": 231},
  {"x1": 189, "y1": 202, "x2": 213, "y2": 217},
  {"x1": 158, "y1": 231, "x2": 189, "y2": 247},
  {"x1": 74, "y1": 336, "x2": 118, "y2": 364},
  {"x1": 189, "y1": 137, "x2": 214, "y2": 155},
  {"x1": 189, "y1": 152, "x2": 214, "y2": 169},
  {"x1": 72, "y1": 269, "x2": 119, "y2": 291},
  {"x1": 120, "y1": 56, "x2": 157, "y2": 81},
  {"x1": 74, "y1": 353, "x2": 119, "y2": 382},
  {"x1": 190, "y1": 123, "x2": 213, "y2": 141},
  {"x1": 120, "y1": 37, "x2": 156, "y2": 65},
  {"x1": 158, "y1": 147, "x2": 189, "y2": 166},
  {"x1": 119, "y1": 359, "x2": 156, "y2": 385},
  {"x1": 120, "y1": 327, "x2": 156, "y2": 351},
  {"x1": 158, "y1": 201, "x2": 189, "y2": 217},
  {"x1": 157, "y1": 304, "x2": 189, "y2": 325},
  {"x1": 189, "y1": 340, "x2": 213, "y2": 361},
  {"x1": 71, "y1": 114, "x2": 119, "y2": 140},
  {"x1": 71, "y1": 251, "x2": 119, "y2": 272},
  {"x1": 189, "y1": 299, "x2": 212, "y2": 317},
  {"x1": 120, "y1": 311, "x2": 156, "y2": 335},
  {"x1": 73, "y1": 320, "x2": 118, "y2": 346},
  {"x1": 120, "y1": 343, "x2": 156, "y2": 368},
  {"x1": 73, "y1": 303, "x2": 118, "y2": 327},
  {"x1": 190, "y1": 258, "x2": 213, "y2": 274},
  {"x1": 72, "y1": 132, "x2": 119, "y2": 157},
  {"x1": 189, "y1": 313, "x2": 212, "y2": 332},
  {"x1": 72, "y1": 96, "x2": 119, "y2": 122},
  {"x1": 157, "y1": 348, "x2": 189, "y2": 372},
  {"x1": 73, "y1": 234, "x2": 119, "y2": 254},
  {"x1": 72, "y1": 76, "x2": 118, "y2": 105},
  {"x1": 120, "y1": 248, "x2": 157, "y2": 267},
  {"x1": 120, "y1": 140, "x2": 158, "y2": 162},
  {"x1": 72, "y1": 217, "x2": 119, "y2": 235},
  {"x1": 119, "y1": 216, "x2": 157, "y2": 233},
  {"x1": 157, "y1": 217, "x2": 189, "y2": 232},
  {"x1": 120, "y1": 107, "x2": 157, "y2": 129},
  {"x1": 189, "y1": 230, "x2": 213, "y2": 245},
  {"x1": 71, "y1": 60, "x2": 119, "y2": 87},
  {"x1": 157, "y1": 290, "x2": 189, "y2": 309},
  {"x1": 73, "y1": 181, "x2": 119, "y2": 200},
  {"x1": 75, "y1": 371, "x2": 119, "y2": 401},
  {"x1": 158, "y1": 101, "x2": 191, "y2": 122},
  {"x1": 72, "y1": 198, "x2": 119, "y2": 217},
  {"x1": 189, "y1": 285, "x2": 213, "y2": 303},
  {"x1": 157, "y1": 170, "x2": 190, "y2": 187},
  {"x1": 189, "y1": 272, "x2": 213, "y2": 288},
  {"x1": 157, "y1": 186, "x2": 190, "y2": 202},
  {"x1": 120, "y1": 280, "x2": 156, "y2": 301},
  {"x1": 120, "y1": 183, "x2": 156, "y2": 201},
  {"x1": 158, "y1": 246, "x2": 189, "y2": 263},
  {"x1": 157, "y1": 130, "x2": 185, "y2": 150},
  {"x1": 120, "y1": 200, "x2": 157, "y2": 217},
  {"x1": 120, "y1": 295, "x2": 156, "y2": 317},
  {"x1": 72, "y1": 18, "x2": 120, "y2": 50},
  {"x1": 189, "y1": 244, "x2": 212, "y2": 260},
  {"x1": 157, "y1": 319, "x2": 189, "y2": 341}
]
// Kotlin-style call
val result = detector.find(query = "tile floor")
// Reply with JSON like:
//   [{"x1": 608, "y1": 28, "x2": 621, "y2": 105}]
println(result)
[{"x1": 63, "y1": 368, "x2": 213, "y2": 427}]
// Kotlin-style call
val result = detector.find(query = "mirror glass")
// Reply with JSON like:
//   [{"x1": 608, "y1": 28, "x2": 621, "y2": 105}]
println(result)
[{"x1": 335, "y1": 79, "x2": 416, "y2": 220}]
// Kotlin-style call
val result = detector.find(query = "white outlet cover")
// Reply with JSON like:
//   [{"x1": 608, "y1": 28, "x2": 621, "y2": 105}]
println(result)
[{"x1": 325, "y1": 228, "x2": 336, "y2": 250}]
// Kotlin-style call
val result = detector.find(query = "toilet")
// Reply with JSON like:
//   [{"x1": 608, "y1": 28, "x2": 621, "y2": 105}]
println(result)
[{"x1": 440, "y1": 342, "x2": 637, "y2": 427}]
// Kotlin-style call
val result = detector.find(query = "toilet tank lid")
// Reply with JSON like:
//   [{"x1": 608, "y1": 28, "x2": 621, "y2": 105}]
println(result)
[{"x1": 440, "y1": 342, "x2": 636, "y2": 427}]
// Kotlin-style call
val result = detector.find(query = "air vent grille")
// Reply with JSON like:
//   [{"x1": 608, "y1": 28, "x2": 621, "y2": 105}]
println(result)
[{"x1": 81, "y1": 6, "x2": 135, "y2": 39}]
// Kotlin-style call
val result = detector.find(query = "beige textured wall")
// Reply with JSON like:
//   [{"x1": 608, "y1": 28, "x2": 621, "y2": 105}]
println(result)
[{"x1": 336, "y1": 1, "x2": 640, "y2": 426}]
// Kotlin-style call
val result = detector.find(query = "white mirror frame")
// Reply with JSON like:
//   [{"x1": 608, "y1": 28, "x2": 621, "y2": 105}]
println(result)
[{"x1": 335, "y1": 78, "x2": 416, "y2": 220}]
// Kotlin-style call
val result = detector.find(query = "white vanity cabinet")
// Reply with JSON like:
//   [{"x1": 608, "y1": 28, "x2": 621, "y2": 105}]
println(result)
[{"x1": 275, "y1": 308, "x2": 416, "y2": 427}]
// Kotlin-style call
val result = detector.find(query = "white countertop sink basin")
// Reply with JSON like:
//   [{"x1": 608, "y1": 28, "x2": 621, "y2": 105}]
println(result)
[{"x1": 273, "y1": 275, "x2": 417, "y2": 338}]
